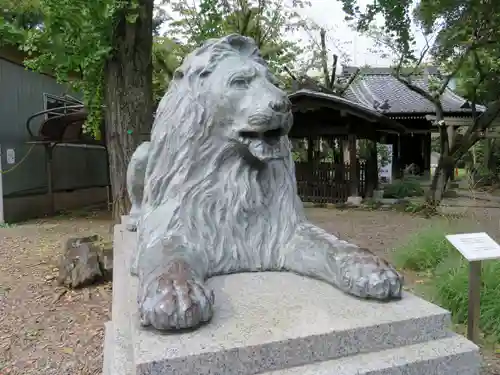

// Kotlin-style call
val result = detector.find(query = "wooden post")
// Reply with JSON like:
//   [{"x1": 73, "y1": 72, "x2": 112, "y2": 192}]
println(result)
[
  {"x1": 467, "y1": 260, "x2": 481, "y2": 344},
  {"x1": 365, "y1": 140, "x2": 378, "y2": 197},
  {"x1": 46, "y1": 144, "x2": 55, "y2": 216},
  {"x1": 348, "y1": 134, "x2": 358, "y2": 196},
  {"x1": 422, "y1": 132, "x2": 431, "y2": 180},
  {"x1": 307, "y1": 136, "x2": 313, "y2": 164}
]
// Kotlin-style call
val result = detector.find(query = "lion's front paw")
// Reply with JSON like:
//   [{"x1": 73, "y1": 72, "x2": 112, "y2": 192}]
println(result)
[
  {"x1": 139, "y1": 272, "x2": 215, "y2": 330},
  {"x1": 342, "y1": 250, "x2": 403, "y2": 300}
]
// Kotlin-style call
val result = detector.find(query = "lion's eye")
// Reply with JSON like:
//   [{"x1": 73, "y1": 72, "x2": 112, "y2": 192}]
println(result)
[{"x1": 230, "y1": 77, "x2": 249, "y2": 88}]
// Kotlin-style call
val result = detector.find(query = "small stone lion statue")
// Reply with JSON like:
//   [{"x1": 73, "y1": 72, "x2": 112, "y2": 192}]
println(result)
[{"x1": 126, "y1": 34, "x2": 403, "y2": 331}]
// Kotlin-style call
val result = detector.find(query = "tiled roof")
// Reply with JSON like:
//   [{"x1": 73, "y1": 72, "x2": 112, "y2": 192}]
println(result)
[{"x1": 341, "y1": 67, "x2": 486, "y2": 117}]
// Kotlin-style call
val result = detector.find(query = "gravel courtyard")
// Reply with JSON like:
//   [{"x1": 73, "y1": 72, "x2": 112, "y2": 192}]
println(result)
[{"x1": 1, "y1": 204, "x2": 499, "y2": 374}]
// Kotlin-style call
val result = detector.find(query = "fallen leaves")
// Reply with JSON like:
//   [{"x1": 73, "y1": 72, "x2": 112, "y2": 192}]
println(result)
[
  {"x1": 0, "y1": 211, "x2": 113, "y2": 375},
  {"x1": 52, "y1": 289, "x2": 67, "y2": 304},
  {"x1": 62, "y1": 347, "x2": 74, "y2": 355}
]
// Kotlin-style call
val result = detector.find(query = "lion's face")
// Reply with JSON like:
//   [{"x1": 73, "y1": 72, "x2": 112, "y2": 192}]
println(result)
[{"x1": 202, "y1": 55, "x2": 293, "y2": 162}]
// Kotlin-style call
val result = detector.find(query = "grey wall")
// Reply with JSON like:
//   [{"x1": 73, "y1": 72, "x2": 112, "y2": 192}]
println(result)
[{"x1": 0, "y1": 57, "x2": 109, "y2": 197}]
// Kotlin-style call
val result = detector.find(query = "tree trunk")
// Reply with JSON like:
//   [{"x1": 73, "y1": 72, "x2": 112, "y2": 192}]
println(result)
[
  {"x1": 364, "y1": 140, "x2": 378, "y2": 197},
  {"x1": 319, "y1": 29, "x2": 331, "y2": 89},
  {"x1": 426, "y1": 118, "x2": 451, "y2": 205},
  {"x1": 427, "y1": 156, "x2": 453, "y2": 204},
  {"x1": 104, "y1": 0, "x2": 154, "y2": 222}
]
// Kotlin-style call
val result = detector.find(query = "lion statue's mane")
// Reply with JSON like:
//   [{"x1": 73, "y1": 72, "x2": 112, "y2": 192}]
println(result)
[{"x1": 132, "y1": 34, "x2": 302, "y2": 277}]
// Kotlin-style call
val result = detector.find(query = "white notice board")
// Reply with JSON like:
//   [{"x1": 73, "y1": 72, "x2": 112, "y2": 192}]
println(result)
[{"x1": 446, "y1": 232, "x2": 500, "y2": 262}]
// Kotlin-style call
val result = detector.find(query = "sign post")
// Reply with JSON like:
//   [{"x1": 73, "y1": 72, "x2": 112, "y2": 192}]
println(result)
[{"x1": 446, "y1": 232, "x2": 500, "y2": 343}]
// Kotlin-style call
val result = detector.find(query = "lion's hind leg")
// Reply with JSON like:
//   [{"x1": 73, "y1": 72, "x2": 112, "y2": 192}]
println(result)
[
  {"x1": 280, "y1": 223, "x2": 403, "y2": 300},
  {"x1": 126, "y1": 141, "x2": 150, "y2": 231},
  {"x1": 137, "y1": 238, "x2": 215, "y2": 331}
]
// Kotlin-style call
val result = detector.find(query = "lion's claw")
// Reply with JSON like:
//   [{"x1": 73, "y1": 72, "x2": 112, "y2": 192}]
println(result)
[
  {"x1": 341, "y1": 250, "x2": 403, "y2": 300},
  {"x1": 139, "y1": 273, "x2": 215, "y2": 330}
]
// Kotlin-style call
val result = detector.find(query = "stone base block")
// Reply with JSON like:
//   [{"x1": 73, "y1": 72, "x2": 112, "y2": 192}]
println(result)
[
  {"x1": 104, "y1": 220, "x2": 480, "y2": 375},
  {"x1": 265, "y1": 335, "x2": 478, "y2": 375},
  {"x1": 346, "y1": 195, "x2": 363, "y2": 206}
]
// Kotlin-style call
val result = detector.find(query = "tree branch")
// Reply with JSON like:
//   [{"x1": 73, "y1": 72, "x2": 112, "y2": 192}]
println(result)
[
  {"x1": 338, "y1": 68, "x2": 360, "y2": 95},
  {"x1": 319, "y1": 28, "x2": 331, "y2": 89},
  {"x1": 450, "y1": 99, "x2": 500, "y2": 158},
  {"x1": 329, "y1": 54, "x2": 338, "y2": 90}
]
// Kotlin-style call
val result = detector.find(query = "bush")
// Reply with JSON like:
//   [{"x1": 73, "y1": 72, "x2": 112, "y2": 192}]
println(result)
[
  {"x1": 433, "y1": 257, "x2": 500, "y2": 340},
  {"x1": 393, "y1": 224, "x2": 455, "y2": 271},
  {"x1": 395, "y1": 223, "x2": 500, "y2": 341},
  {"x1": 383, "y1": 177, "x2": 424, "y2": 199}
]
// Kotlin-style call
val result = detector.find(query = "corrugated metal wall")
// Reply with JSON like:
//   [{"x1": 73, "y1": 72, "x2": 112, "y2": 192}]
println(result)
[{"x1": 0, "y1": 58, "x2": 109, "y2": 197}]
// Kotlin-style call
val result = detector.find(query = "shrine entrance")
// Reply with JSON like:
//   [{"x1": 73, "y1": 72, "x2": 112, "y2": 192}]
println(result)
[{"x1": 288, "y1": 90, "x2": 407, "y2": 204}]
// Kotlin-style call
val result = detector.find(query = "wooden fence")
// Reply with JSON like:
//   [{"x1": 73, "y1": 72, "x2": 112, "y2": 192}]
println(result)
[{"x1": 295, "y1": 161, "x2": 367, "y2": 204}]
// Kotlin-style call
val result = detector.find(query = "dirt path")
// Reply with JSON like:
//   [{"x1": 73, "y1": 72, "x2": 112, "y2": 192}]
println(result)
[
  {"x1": 0, "y1": 210, "x2": 112, "y2": 375},
  {"x1": 1, "y1": 207, "x2": 499, "y2": 374}
]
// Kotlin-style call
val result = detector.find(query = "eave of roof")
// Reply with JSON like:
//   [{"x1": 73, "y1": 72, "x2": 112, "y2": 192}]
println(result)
[{"x1": 288, "y1": 89, "x2": 407, "y2": 134}]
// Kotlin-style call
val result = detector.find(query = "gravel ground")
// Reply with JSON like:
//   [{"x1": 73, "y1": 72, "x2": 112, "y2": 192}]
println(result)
[
  {"x1": 0, "y1": 210, "x2": 112, "y2": 375},
  {"x1": 1, "y1": 205, "x2": 499, "y2": 374}
]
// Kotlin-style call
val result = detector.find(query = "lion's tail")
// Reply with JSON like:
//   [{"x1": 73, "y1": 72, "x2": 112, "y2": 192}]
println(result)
[{"x1": 126, "y1": 141, "x2": 151, "y2": 229}]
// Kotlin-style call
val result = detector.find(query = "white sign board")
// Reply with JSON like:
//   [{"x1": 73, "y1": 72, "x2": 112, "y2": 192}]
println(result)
[
  {"x1": 6, "y1": 148, "x2": 15, "y2": 164},
  {"x1": 446, "y1": 232, "x2": 500, "y2": 261},
  {"x1": 377, "y1": 143, "x2": 393, "y2": 183}
]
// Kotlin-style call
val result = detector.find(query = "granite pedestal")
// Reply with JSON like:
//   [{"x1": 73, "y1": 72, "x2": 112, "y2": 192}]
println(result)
[{"x1": 103, "y1": 219, "x2": 480, "y2": 375}]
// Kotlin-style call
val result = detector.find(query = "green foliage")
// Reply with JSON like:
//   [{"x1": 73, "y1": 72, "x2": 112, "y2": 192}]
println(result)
[
  {"x1": 383, "y1": 177, "x2": 424, "y2": 199},
  {"x1": 455, "y1": 50, "x2": 500, "y2": 106},
  {"x1": 163, "y1": 0, "x2": 311, "y2": 80},
  {"x1": 393, "y1": 224, "x2": 454, "y2": 271},
  {"x1": 403, "y1": 201, "x2": 427, "y2": 214},
  {"x1": 0, "y1": 0, "x2": 43, "y2": 46},
  {"x1": 433, "y1": 256, "x2": 500, "y2": 340},
  {"x1": 21, "y1": 0, "x2": 135, "y2": 138},
  {"x1": 152, "y1": 36, "x2": 187, "y2": 104},
  {"x1": 0, "y1": 0, "x2": 149, "y2": 138},
  {"x1": 340, "y1": 0, "x2": 415, "y2": 58},
  {"x1": 395, "y1": 223, "x2": 500, "y2": 341},
  {"x1": 377, "y1": 143, "x2": 390, "y2": 169}
]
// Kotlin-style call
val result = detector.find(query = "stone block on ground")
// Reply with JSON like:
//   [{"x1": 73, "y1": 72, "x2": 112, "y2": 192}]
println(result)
[
  {"x1": 346, "y1": 196, "x2": 363, "y2": 206},
  {"x1": 104, "y1": 222, "x2": 480, "y2": 375},
  {"x1": 58, "y1": 234, "x2": 113, "y2": 288}
]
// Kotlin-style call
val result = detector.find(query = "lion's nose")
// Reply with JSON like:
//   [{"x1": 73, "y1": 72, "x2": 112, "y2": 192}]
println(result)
[{"x1": 269, "y1": 98, "x2": 292, "y2": 113}]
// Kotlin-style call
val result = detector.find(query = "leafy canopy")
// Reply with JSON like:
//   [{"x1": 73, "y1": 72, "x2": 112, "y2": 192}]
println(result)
[
  {"x1": 161, "y1": 0, "x2": 311, "y2": 81},
  {"x1": 0, "y1": 0, "x2": 144, "y2": 137}
]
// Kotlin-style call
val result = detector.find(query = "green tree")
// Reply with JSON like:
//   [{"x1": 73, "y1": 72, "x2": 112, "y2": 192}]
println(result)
[
  {"x1": 152, "y1": 36, "x2": 187, "y2": 105},
  {"x1": 163, "y1": 0, "x2": 309, "y2": 80},
  {"x1": 339, "y1": 0, "x2": 500, "y2": 206},
  {"x1": 1, "y1": 0, "x2": 154, "y2": 220},
  {"x1": 454, "y1": 49, "x2": 500, "y2": 180}
]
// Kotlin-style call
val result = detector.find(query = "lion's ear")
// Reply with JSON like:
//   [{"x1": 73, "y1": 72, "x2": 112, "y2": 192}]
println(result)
[{"x1": 173, "y1": 69, "x2": 184, "y2": 80}]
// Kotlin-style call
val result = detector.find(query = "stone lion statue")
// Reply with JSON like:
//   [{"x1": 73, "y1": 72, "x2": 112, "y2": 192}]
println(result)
[{"x1": 126, "y1": 34, "x2": 403, "y2": 331}]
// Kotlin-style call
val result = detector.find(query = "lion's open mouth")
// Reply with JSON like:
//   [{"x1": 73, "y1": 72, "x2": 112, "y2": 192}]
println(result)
[
  {"x1": 238, "y1": 128, "x2": 284, "y2": 145},
  {"x1": 237, "y1": 127, "x2": 287, "y2": 161}
]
